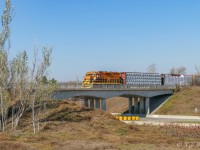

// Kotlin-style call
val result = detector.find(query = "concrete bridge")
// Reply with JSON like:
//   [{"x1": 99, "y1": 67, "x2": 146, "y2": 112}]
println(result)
[{"x1": 52, "y1": 88, "x2": 173, "y2": 115}]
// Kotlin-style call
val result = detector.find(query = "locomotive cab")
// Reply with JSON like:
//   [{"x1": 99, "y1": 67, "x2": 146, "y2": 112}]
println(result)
[{"x1": 81, "y1": 71, "x2": 123, "y2": 88}]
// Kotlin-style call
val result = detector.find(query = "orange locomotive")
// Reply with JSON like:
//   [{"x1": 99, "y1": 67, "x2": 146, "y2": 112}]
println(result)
[{"x1": 82, "y1": 71, "x2": 123, "y2": 88}]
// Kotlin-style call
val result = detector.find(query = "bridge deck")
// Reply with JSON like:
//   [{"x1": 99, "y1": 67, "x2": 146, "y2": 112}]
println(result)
[{"x1": 58, "y1": 87, "x2": 174, "y2": 91}]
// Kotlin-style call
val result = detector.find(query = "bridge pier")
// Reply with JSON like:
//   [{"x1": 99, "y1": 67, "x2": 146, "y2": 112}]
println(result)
[
  {"x1": 145, "y1": 97, "x2": 150, "y2": 115},
  {"x1": 101, "y1": 98, "x2": 106, "y2": 110},
  {"x1": 90, "y1": 99, "x2": 94, "y2": 109},
  {"x1": 84, "y1": 99, "x2": 89, "y2": 108},
  {"x1": 128, "y1": 97, "x2": 133, "y2": 114},
  {"x1": 96, "y1": 99, "x2": 100, "y2": 109},
  {"x1": 134, "y1": 97, "x2": 139, "y2": 114},
  {"x1": 140, "y1": 97, "x2": 145, "y2": 114}
]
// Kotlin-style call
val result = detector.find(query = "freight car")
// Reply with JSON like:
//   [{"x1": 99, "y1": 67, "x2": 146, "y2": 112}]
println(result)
[
  {"x1": 81, "y1": 71, "x2": 197, "y2": 88},
  {"x1": 161, "y1": 74, "x2": 192, "y2": 86},
  {"x1": 121, "y1": 72, "x2": 161, "y2": 87}
]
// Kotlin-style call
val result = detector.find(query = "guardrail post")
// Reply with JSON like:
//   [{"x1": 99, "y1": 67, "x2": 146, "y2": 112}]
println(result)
[
  {"x1": 90, "y1": 99, "x2": 94, "y2": 109},
  {"x1": 134, "y1": 97, "x2": 139, "y2": 114},
  {"x1": 101, "y1": 98, "x2": 106, "y2": 110},
  {"x1": 128, "y1": 97, "x2": 133, "y2": 114},
  {"x1": 84, "y1": 99, "x2": 88, "y2": 108}
]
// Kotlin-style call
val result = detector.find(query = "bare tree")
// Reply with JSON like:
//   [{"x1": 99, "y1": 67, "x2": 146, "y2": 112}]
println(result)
[
  {"x1": 147, "y1": 64, "x2": 157, "y2": 73},
  {"x1": 0, "y1": 0, "x2": 13, "y2": 132},
  {"x1": 10, "y1": 51, "x2": 29, "y2": 130},
  {"x1": 195, "y1": 65, "x2": 200, "y2": 75},
  {"x1": 29, "y1": 46, "x2": 57, "y2": 134},
  {"x1": 0, "y1": 0, "x2": 13, "y2": 50},
  {"x1": 169, "y1": 66, "x2": 186, "y2": 74},
  {"x1": 9, "y1": 46, "x2": 57, "y2": 133},
  {"x1": 169, "y1": 67, "x2": 176, "y2": 74},
  {"x1": 176, "y1": 66, "x2": 186, "y2": 74},
  {"x1": 193, "y1": 65, "x2": 200, "y2": 86},
  {"x1": 0, "y1": 0, "x2": 57, "y2": 133}
]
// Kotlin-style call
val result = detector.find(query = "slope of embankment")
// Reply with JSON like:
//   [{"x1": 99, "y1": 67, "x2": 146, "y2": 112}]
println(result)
[{"x1": 155, "y1": 86, "x2": 200, "y2": 116}]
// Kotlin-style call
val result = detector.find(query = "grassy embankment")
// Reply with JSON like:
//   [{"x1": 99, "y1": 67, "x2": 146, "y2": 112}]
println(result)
[{"x1": 155, "y1": 86, "x2": 200, "y2": 116}]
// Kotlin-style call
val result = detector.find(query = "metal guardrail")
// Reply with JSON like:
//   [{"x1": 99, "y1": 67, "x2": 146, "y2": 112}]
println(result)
[
  {"x1": 58, "y1": 82, "x2": 82, "y2": 89},
  {"x1": 58, "y1": 82, "x2": 176, "y2": 90}
]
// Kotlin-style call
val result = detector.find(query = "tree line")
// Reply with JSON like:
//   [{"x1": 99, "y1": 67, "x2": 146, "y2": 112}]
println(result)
[{"x1": 147, "y1": 64, "x2": 199, "y2": 75}]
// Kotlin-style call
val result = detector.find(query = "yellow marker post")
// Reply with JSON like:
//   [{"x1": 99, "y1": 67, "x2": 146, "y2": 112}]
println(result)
[
  {"x1": 127, "y1": 116, "x2": 131, "y2": 120},
  {"x1": 119, "y1": 116, "x2": 123, "y2": 121},
  {"x1": 123, "y1": 116, "x2": 127, "y2": 120}
]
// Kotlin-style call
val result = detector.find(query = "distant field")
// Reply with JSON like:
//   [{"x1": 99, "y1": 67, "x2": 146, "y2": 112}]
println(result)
[
  {"x1": 155, "y1": 86, "x2": 200, "y2": 116},
  {"x1": 106, "y1": 97, "x2": 129, "y2": 113}
]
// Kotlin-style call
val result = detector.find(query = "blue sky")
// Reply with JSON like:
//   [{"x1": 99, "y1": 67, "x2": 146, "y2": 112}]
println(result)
[{"x1": 1, "y1": 0, "x2": 200, "y2": 81}]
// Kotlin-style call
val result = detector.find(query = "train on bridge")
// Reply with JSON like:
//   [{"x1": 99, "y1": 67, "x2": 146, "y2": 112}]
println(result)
[{"x1": 82, "y1": 71, "x2": 200, "y2": 88}]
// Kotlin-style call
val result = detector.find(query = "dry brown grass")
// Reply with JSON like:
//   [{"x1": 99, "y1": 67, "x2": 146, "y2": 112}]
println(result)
[
  {"x1": 1, "y1": 100, "x2": 200, "y2": 149},
  {"x1": 53, "y1": 140, "x2": 116, "y2": 150},
  {"x1": 0, "y1": 141, "x2": 36, "y2": 150},
  {"x1": 156, "y1": 86, "x2": 200, "y2": 115}
]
